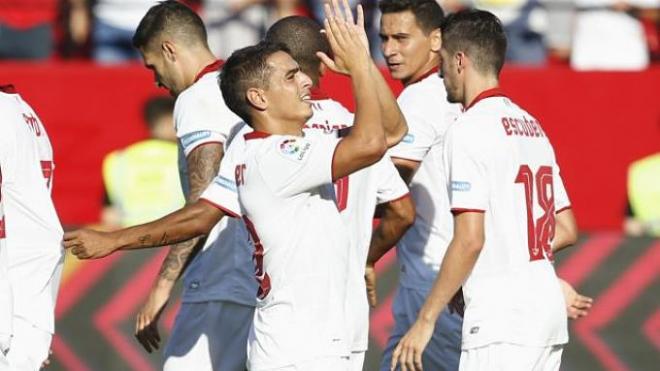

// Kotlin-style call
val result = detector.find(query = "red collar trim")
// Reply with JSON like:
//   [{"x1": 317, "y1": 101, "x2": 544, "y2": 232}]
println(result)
[
  {"x1": 464, "y1": 88, "x2": 506, "y2": 111},
  {"x1": 408, "y1": 66, "x2": 439, "y2": 85},
  {"x1": 0, "y1": 84, "x2": 17, "y2": 94},
  {"x1": 310, "y1": 87, "x2": 329, "y2": 100},
  {"x1": 244, "y1": 130, "x2": 271, "y2": 141},
  {"x1": 194, "y1": 60, "x2": 224, "y2": 83}
]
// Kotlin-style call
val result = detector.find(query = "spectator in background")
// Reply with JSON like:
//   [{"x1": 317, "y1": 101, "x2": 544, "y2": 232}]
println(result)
[
  {"x1": 101, "y1": 96, "x2": 184, "y2": 229},
  {"x1": 69, "y1": 0, "x2": 158, "y2": 63},
  {"x1": 543, "y1": 0, "x2": 575, "y2": 63},
  {"x1": 624, "y1": 152, "x2": 660, "y2": 237},
  {"x1": 201, "y1": 0, "x2": 269, "y2": 59},
  {"x1": 466, "y1": 0, "x2": 549, "y2": 65},
  {"x1": 0, "y1": 0, "x2": 59, "y2": 59},
  {"x1": 571, "y1": 0, "x2": 659, "y2": 70}
]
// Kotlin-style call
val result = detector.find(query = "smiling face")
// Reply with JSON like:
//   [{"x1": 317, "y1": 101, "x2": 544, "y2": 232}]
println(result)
[
  {"x1": 380, "y1": 10, "x2": 439, "y2": 85},
  {"x1": 262, "y1": 51, "x2": 313, "y2": 125}
]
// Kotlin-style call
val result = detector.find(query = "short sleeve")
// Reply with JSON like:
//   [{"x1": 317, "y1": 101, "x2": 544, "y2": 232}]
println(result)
[
  {"x1": 258, "y1": 132, "x2": 341, "y2": 197},
  {"x1": 174, "y1": 83, "x2": 242, "y2": 157},
  {"x1": 445, "y1": 124, "x2": 489, "y2": 213},
  {"x1": 374, "y1": 156, "x2": 409, "y2": 204},
  {"x1": 200, "y1": 157, "x2": 242, "y2": 218},
  {"x1": 553, "y1": 162, "x2": 571, "y2": 213},
  {"x1": 388, "y1": 93, "x2": 436, "y2": 161},
  {"x1": 0, "y1": 100, "x2": 18, "y2": 181}
]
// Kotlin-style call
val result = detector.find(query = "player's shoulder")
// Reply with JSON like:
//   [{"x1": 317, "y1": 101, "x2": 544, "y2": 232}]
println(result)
[
  {"x1": 175, "y1": 73, "x2": 221, "y2": 109},
  {"x1": 398, "y1": 73, "x2": 445, "y2": 106}
]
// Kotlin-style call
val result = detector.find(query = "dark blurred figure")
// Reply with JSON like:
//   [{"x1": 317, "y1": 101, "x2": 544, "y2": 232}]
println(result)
[{"x1": 0, "y1": 0, "x2": 60, "y2": 59}]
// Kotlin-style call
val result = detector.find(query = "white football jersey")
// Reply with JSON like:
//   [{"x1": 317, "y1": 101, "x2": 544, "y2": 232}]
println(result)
[
  {"x1": 202, "y1": 126, "x2": 351, "y2": 369},
  {"x1": 0, "y1": 87, "x2": 63, "y2": 334},
  {"x1": 444, "y1": 88, "x2": 569, "y2": 349},
  {"x1": 305, "y1": 93, "x2": 409, "y2": 352},
  {"x1": 173, "y1": 61, "x2": 256, "y2": 306},
  {"x1": 388, "y1": 71, "x2": 461, "y2": 292}
]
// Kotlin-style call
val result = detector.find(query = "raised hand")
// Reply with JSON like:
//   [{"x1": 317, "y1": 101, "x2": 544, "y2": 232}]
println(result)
[
  {"x1": 63, "y1": 229, "x2": 119, "y2": 259},
  {"x1": 316, "y1": 0, "x2": 371, "y2": 75}
]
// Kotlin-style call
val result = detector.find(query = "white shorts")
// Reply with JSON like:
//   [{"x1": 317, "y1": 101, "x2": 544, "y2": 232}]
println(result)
[
  {"x1": 269, "y1": 356, "x2": 351, "y2": 371},
  {"x1": 349, "y1": 351, "x2": 365, "y2": 371},
  {"x1": 381, "y1": 286, "x2": 462, "y2": 371},
  {"x1": 163, "y1": 300, "x2": 254, "y2": 371},
  {"x1": 4, "y1": 316, "x2": 52, "y2": 371},
  {"x1": 459, "y1": 343, "x2": 563, "y2": 371}
]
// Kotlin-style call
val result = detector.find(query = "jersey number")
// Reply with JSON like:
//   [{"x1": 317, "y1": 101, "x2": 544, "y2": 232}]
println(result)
[
  {"x1": 334, "y1": 176, "x2": 349, "y2": 211},
  {"x1": 514, "y1": 165, "x2": 555, "y2": 261},
  {"x1": 243, "y1": 216, "x2": 271, "y2": 299},
  {"x1": 41, "y1": 161, "x2": 54, "y2": 189}
]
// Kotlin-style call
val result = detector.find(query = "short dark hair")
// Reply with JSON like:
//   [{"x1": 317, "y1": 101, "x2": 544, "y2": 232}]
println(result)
[
  {"x1": 265, "y1": 16, "x2": 330, "y2": 82},
  {"x1": 220, "y1": 42, "x2": 291, "y2": 125},
  {"x1": 143, "y1": 96, "x2": 175, "y2": 129},
  {"x1": 132, "y1": 0, "x2": 208, "y2": 50},
  {"x1": 441, "y1": 9, "x2": 507, "y2": 76},
  {"x1": 378, "y1": 0, "x2": 444, "y2": 34}
]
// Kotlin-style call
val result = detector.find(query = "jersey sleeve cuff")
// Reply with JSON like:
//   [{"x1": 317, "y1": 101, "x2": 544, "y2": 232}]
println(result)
[
  {"x1": 199, "y1": 198, "x2": 241, "y2": 218},
  {"x1": 451, "y1": 208, "x2": 486, "y2": 215},
  {"x1": 556, "y1": 205, "x2": 572, "y2": 214},
  {"x1": 379, "y1": 192, "x2": 411, "y2": 205},
  {"x1": 183, "y1": 140, "x2": 224, "y2": 158}
]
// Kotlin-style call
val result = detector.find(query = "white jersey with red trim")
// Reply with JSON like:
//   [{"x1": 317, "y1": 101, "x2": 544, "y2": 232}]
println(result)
[
  {"x1": 173, "y1": 61, "x2": 256, "y2": 306},
  {"x1": 444, "y1": 89, "x2": 569, "y2": 349},
  {"x1": 0, "y1": 88, "x2": 63, "y2": 334},
  {"x1": 387, "y1": 72, "x2": 461, "y2": 292},
  {"x1": 306, "y1": 96, "x2": 409, "y2": 352},
  {"x1": 203, "y1": 126, "x2": 351, "y2": 369}
]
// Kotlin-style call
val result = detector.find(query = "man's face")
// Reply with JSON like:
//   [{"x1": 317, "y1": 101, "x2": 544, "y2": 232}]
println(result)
[
  {"x1": 440, "y1": 47, "x2": 462, "y2": 103},
  {"x1": 380, "y1": 10, "x2": 435, "y2": 84},
  {"x1": 140, "y1": 44, "x2": 185, "y2": 97},
  {"x1": 263, "y1": 51, "x2": 313, "y2": 124}
]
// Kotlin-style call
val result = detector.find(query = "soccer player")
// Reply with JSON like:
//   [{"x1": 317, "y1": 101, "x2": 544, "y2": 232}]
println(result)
[
  {"x1": 65, "y1": 1, "x2": 407, "y2": 369},
  {"x1": 126, "y1": 2, "x2": 256, "y2": 369},
  {"x1": 0, "y1": 85, "x2": 64, "y2": 370},
  {"x1": 372, "y1": 1, "x2": 463, "y2": 370},
  {"x1": 265, "y1": 15, "x2": 415, "y2": 370},
  {"x1": 391, "y1": 10, "x2": 576, "y2": 371}
]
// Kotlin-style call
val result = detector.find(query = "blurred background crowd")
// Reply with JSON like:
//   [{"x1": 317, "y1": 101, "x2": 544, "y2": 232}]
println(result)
[{"x1": 0, "y1": 0, "x2": 658, "y2": 70}]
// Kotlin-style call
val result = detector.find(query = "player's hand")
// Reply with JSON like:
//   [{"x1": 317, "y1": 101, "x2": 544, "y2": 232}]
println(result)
[
  {"x1": 559, "y1": 278, "x2": 593, "y2": 319},
  {"x1": 63, "y1": 228, "x2": 119, "y2": 259},
  {"x1": 317, "y1": 0, "x2": 371, "y2": 76},
  {"x1": 390, "y1": 319, "x2": 433, "y2": 371},
  {"x1": 365, "y1": 262, "x2": 378, "y2": 307},
  {"x1": 135, "y1": 281, "x2": 171, "y2": 353}
]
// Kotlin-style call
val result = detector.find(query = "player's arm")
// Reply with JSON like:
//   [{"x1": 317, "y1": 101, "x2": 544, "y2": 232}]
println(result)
[
  {"x1": 318, "y1": 1, "x2": 390, "y2": 180},
  {"x1": 365, "y1": 195, "x2": 415, "y2": 307},
  {"x1": 392, "y1": 158, "x2": 420, "y2": 185},
  {"x1": 369, "y1": 62, "x2": 407, "y2": 147},
  {"x1": 64, "y1": 201, "x2": 223, "y2": 258},
  {"x1": 553, "y1": 207, "x2": 577, "y2": 253},
  {"x1": 391, "y1": 211, "x2": 485, "y2": 371}
]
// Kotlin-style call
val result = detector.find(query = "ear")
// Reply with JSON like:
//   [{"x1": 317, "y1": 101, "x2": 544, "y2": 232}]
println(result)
[
  {"x1": 430, "y1": 29, "x2": 442, "y2": 53},
  {"x1": 161, "y1": 40, "x2": 177, "y2": 62},
  {"x1": 246, "y1": 87, "x2": 267, "y2": 111},
  {"x1": 456, "y1": 51, "x2": 466, "y2": 73}
]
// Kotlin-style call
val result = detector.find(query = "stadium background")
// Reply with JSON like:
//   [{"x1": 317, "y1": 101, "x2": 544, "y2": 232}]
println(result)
[{"x1": 1, "y1": 0, "x2": 659, "y2": 368}]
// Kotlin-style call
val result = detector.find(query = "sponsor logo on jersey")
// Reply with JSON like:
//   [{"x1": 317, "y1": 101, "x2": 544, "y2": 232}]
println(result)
[
  {"x1": 402, "y1": 133, "x2": 415, "y2": 144},
  {"x1": 279, "y1": 138, "x2": 311, "y2": 161},
  {"x1": 451, "y1": 181, "x2": 471, "y2": 192},
  {"x1": 181, "y1": 130, "x2": 212, "y2": 148}
]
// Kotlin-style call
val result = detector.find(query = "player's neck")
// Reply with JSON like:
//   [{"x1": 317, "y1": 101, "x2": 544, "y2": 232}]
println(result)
[
  {"x1": 402, "y1": 56, "x2": 439, "y2": 87},
  {"x1": 252, "y1": 116, "x2": 304, "y2": 137},
  {"x1": 184, "y1": 50, "x2": 218, "y2": 89},
  {"x1": 463, "y1": 74, "x2": 499, "y2": 109}
]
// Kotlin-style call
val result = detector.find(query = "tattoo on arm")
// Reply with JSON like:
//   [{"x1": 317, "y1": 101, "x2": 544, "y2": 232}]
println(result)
[
  {"x1": 137, "y1": 232, "x2": 171, "y2": 249},
  {"x1": 158, "y1": 143, "x2": 224, "y2": 282}
]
